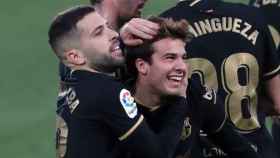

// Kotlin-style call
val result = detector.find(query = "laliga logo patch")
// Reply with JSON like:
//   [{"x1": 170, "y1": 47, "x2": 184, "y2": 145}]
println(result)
[{"x1": 119, "y1": 89, "x2": 137, "y2": 119}]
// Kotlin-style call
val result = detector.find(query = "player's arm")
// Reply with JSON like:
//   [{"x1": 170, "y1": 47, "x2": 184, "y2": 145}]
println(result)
[
  {"x1": 120, "y1": 96, "x2": 188, "y2": 158},
  {"x1": 201, "y1": 98, "x2": 261, "y2": 158},
  {"x1": 102, "y1": 88, "x2": 188, "y2": 158},
  {"x1": 207, "y1": 119, "x2": 261, "y2": 158},
  {"x1": 261, "y1": 24, "x2": 280, "y2": 115},
  {"x1": 120, "y1": 18, "x2": 159, "y2": 46},
  {"x1": 192, "y1": 82, "x2": 260, "y2": 158},
  {"x1": 265, "y1": 74, "x2": 280, "y2": 114}
]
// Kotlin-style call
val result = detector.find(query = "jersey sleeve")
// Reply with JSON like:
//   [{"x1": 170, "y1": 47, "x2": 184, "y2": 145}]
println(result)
[
  {"x1": 259, "y1": 17, "x2": 280, "y2": 80},
  {"x1": 121, "y1": 97, "x2": 189, "y2": 158},
  {"x1": 99, "y1": 87, "x2": 144, "y2": 140},
  {"x1": 99, "y1": 84, "x2": 189, "y2": 158},
  {"x1": 207, "y1": 119, "x2": 261, "y2": 158}
]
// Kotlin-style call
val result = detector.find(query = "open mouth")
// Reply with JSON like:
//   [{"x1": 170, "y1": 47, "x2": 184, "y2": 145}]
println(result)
[
  {"x1": 110, "y1": 41, "x2": 123, "y2": 57},
  {"x1": 168, "y1": 75, "x2": 185, "y2": 83}
]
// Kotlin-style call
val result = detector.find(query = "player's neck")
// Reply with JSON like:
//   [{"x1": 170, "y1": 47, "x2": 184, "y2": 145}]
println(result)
[
  {"x1": 71, "y1": 66, "x2": 115, "y2": 76},
  {"x1": 134, "y1": 81, "x2": 161, "y2": 108}
]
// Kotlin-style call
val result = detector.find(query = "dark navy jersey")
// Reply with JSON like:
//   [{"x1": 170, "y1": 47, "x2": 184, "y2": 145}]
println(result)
[
  {"x1": 249, "y1": 0, "x2": 280, "y2": 51},
  {"x1": 130, "y1": 79, "x2": 258, "y2": 158},
  {"x1": 160, "y1": 0, "x2": 280, "y2": 133},
  {"x1": 272, "y1": 117, "x2": 280, "y2": 158},
  {"x1": 56, "y1": 70, "x2": 188, "y2": 158}
]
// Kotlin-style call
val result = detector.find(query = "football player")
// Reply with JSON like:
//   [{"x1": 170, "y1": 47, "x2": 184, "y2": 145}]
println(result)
[
  {"x1": 124, "y1": 16, "x2": 260, "y2": 158},
  {"x1": 249, "y1": 1, "x2": 280, "y2": 157},
  {"x1": 158, "y1": 0, "x2": 280, "y2": 158},
  {"x1": 49, "y1": 6, "x2": 188, "y2": 158}
]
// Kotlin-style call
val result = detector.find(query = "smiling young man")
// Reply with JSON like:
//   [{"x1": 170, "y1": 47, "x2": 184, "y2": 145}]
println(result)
[
  {"x1": 49, "y1": 5, "x2": 189, "y2": 158},
  {"x1": 124, "y1": 16, "x2": 260, "y2": 158}
]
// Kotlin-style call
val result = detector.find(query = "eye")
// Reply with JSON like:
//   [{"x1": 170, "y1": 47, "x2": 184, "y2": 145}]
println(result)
[
  {"x1": 92, "y1": 26, "x2": 104, "y2": 37},
  {"x1": 94, "y1": 28, "x2": 102, "y2": 36}
]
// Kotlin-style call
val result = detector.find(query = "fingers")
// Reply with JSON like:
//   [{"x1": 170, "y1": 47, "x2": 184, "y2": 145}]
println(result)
[
  {"x1": 124, "y1": 39, "x2": 144, "y2": 46},
  {"x1": 120, "y1": 18, "x2": 159, "y2": 45},
  {"x1": 129, "y1": 18, "x2": 159, "y2": 38},
  {"x1": 124, "y1": 22, "x2": 154, "y2": 39}
]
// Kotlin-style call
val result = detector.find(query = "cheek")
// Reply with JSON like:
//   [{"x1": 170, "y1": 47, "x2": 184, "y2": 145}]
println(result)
[{"x1": 94, "y1": 38, "x2": 109, "y2": 48}]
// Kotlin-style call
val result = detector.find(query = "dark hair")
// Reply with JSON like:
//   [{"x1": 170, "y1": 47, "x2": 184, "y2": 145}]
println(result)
[
  {"x1": 48, "y1": 5, "x2": 95, "y2": 58},
  {"x1": 89, "y1": 0, "x2": 102, "y2": 5},
  {"x1": 125, "y1": 16, "x2": 193, "y2": 78}
]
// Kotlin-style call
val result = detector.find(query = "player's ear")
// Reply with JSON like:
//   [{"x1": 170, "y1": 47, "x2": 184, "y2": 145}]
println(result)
[
  {"x1": 65, "y1": 49, "x2": 86, "y2": 66},
  {"x1": 135, "y1": 58, "x2": 148, "y2": 75}
]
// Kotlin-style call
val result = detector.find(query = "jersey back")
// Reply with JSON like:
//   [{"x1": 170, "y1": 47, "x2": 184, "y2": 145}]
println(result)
[{"x1": 160, "y1": 0, "x2": 280, "y2": 134}]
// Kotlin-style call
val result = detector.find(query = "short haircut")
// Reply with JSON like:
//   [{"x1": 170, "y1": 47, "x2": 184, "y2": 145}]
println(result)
[
  {"x1": 125, "y1": 16, "x2": 193, "y2": 78},
  {"x1": 48, "y1": 5, "x2": 95, "y2": 59}
]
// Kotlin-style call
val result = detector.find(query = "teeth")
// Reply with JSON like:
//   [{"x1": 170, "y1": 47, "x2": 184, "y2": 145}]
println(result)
[
  {"x1": 169, "y1": 76, "x2": 183, "y2": 81},
  {"x1": 113, "y1": 46, "x2": 120, "y2": 51}
]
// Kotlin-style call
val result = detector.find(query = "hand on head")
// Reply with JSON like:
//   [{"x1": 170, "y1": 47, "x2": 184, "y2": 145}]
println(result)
[{"x1": 120, "y1": 18, "x2": 159, "y2": 46}]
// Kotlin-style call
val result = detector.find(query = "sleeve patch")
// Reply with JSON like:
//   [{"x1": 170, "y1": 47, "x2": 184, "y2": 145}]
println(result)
[{"x1": 119, "y1": 89, "x2": 138, "y2": 119}]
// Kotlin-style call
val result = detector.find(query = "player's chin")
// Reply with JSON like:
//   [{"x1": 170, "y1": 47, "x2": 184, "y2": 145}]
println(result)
[
  {"x1": 163, "y1": 86, "x2": 182, "y2": 96},
  {"x1": 112, "y1": 57, "x2": 125, "y2": 67}
]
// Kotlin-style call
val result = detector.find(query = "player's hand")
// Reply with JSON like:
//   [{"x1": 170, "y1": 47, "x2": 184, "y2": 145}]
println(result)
[{"x1": 120, "y1": 18, "x2": 159, "y2": 46}]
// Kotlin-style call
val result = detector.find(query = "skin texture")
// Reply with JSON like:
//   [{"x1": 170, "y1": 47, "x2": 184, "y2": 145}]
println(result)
[
  {"x1": 65, "y1": 12, "x2": 123, "y2": 73},
  {"x1": 135, "y1": 38, "x2": 188, "y2": 106}
]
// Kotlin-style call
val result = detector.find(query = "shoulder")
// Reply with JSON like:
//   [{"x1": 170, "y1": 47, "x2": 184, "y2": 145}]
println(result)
[
  {"x1": 219, "y1": 2, "x2": 267, "y2": 25},
  {"x1": 74, "y1": 71, "x2": 125, "y2": 96}
]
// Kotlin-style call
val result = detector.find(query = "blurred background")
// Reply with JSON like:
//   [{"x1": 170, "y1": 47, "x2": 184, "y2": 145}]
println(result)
[{"x1": 0, "y1": 0, "x2": 249, "y2": 157}]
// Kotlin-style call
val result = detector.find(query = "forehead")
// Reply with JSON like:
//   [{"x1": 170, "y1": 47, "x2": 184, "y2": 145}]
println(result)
[
  {"x1": 76, "y1": 12, "x2": 106, "y2": 32},
  {"x1": 152, "y1": 38, "x2": 186, "y2": 55}
]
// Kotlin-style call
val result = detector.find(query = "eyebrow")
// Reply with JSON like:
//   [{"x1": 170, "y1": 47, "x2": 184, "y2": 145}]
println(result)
[
  {"x1": 163, "y1": 52, "x2": 177, "y2": 56},
  {"x1": 162, "y1": 52, "x2": 187, "y2": 58}
]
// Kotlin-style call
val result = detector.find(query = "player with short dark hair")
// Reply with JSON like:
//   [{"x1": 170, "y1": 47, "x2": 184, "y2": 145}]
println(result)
[
  {"x1": 124, "y1": 16, "x2": 260, "y2": 158},
  {"x1": 158, "y1": 0, "x2": 280, "y2": 158},
  {"x1": 49, "y1": 5, "x2": 188, "y2": 158},
  {"x1": 56, "y1": 0, "x2": 160, "y2": 110},
  {"x1": 57, "y1": 0, "x2": 157, "y2": 98}
]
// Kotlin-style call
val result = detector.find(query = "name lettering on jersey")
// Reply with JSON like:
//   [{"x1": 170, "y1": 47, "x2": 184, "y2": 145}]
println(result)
[
  {"x1": 120, "y1": 89, "x2": 138, "y2": 119},
  {"x1": 66, "y1": 88, "x2": 80, "y2": 113},
  {"x1": 189, "y1": 17, "x2": 259, "y2": 45}
]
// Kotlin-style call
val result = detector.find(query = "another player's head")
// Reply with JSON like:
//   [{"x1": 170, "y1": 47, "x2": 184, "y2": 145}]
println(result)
[
  {"x1": 90, "y1": 0, "x2": 147, "y2": 28},
  {"x1": 48, "y1": 5, "x2": 124, "y2": 74},
  {"x1": 126, "y1": 17, "x2": 193, "y2": 96}
]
